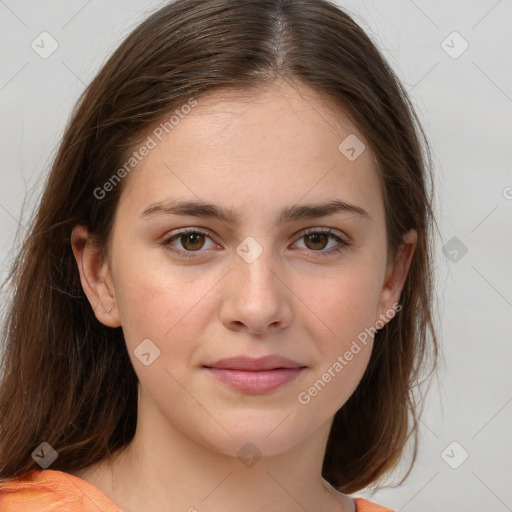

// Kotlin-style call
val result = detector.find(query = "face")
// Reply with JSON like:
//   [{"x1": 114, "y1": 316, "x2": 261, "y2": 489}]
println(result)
[{"x1": 73, "y1": 79, "x2": 415, "y2": 459}]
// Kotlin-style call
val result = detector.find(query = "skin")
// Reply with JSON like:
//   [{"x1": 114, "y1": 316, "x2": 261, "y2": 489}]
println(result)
[{"x1": 71, "y1": 78, "x2": 416, "y2": 512}]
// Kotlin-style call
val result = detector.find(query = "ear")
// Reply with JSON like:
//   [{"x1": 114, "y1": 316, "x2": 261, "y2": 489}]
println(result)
[
  {"x1": 376, "y1": 229, "x2": 417, "y2": 324},
  {"x1": 71, "y1": 225, "x2": 121, "y2": 328}
]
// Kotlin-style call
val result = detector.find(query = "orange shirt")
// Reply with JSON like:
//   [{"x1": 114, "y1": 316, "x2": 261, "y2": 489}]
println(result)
[{"x1": 0, "y1": 469, "x2": 395, "y2": 511}]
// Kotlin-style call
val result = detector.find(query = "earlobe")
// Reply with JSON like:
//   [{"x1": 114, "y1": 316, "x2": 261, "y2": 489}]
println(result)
[
  {"x1": 377, "y1": 229, "x2": 417, "y2": 324},
  {"x1": 70, "y1": 225, "x2": 121, "y2": 328}
]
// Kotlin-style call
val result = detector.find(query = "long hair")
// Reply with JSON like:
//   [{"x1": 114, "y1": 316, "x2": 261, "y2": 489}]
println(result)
[{"x1": 0, "y1": 0, "x2": 438, "y2": 493}]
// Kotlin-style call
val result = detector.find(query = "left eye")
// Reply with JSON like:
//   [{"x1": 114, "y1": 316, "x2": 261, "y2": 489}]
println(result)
[
  {"x1": 295, "y1": 228, "x2": 347, "y2": 252},
  {"x1": 162, "y1": 228, "x2": 349, "y2": 257}
]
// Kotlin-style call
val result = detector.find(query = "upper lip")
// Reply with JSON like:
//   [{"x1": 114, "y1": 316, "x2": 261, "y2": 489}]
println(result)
[{"x1": 204, "y1": 355, "x2": 306, "y2": 371}]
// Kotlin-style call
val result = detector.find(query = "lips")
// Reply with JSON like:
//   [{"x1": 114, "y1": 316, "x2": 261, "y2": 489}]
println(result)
[
  {"x1": 204, "y1": 355, "x2": 307, "y2": 394},
  {"x1": 205, "y1": 355, "x2": 305, "y2": 371}
]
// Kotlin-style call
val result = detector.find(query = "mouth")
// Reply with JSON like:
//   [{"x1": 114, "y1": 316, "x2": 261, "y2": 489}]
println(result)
[{"x1": 203, "y1": 355, "x2": 307, "y2": 394}]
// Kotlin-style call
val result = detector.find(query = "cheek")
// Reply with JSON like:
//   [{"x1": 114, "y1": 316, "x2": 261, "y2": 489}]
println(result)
[
  {"x1": 113, "y1": 261, "x2": 207, "y2": 401},
  {"x1": 294, "y1": 265, "x2": 383, "y2": 354},
  {"x1": 294, "y1": 274, "x2": 378, "y2": 417},
  {"x1": 114, "y1": 248, "x2": 210, "y2": 339}
]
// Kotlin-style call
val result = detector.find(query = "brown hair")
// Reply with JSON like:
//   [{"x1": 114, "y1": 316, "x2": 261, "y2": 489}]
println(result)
[{"x1": 0, "y1": 0, "x2": 438, "y2": 494}]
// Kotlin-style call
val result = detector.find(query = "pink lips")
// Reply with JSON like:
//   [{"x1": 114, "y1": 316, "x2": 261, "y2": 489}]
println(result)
[{"x1": 204, "y1": 355, "x2": 306, "y2": 394}]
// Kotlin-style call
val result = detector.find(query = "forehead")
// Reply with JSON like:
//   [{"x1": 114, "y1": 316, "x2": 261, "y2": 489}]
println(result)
[
  {"x1": 116, "y1": 80, "x2": 383, "y2": 225},
  {"x1": 179, "y1": 80, "x2": 361, "y2": 152}
]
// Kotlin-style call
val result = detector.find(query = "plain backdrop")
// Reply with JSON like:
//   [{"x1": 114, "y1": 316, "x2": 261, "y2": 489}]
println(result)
[{"x1": 0, "y1": 1, "x2": 511, "y2": 511}]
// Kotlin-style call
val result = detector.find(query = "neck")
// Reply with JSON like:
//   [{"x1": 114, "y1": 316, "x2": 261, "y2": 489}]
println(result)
[{"x1": 73, "y1": 392, "x2": 354, "y2": 512}]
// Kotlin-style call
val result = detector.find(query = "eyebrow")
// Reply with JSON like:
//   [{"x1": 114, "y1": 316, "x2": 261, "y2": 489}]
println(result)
[{"x1": 140, "y1": 198, "x2": 371, "y2": 224}]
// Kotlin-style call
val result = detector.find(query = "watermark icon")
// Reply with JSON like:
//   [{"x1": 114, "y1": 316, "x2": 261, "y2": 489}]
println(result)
[
  {"x1": 503, "y1": 186, "x2": 512, "y2": 200},
  {"x1": 338, "y1": 134, "x2": 366, "y2": 161},
  {"x1": 236, "y1": 236, "x2": 264, "y2": 263},
  {"x1": 31, "y1": 31, "x2": 59, "y2": 59},
  {"x1": 93, "y1": 97, "x2": 198, "y2": 200},
  {"x1": 31, "y1": 442, "x2": 58, "y2": 468},
  {"x1": 298, "y1": 302, "x2": 401, "y2": 405},
  {"x1": 441, "y1": 31, "x2": 469, "y2": 59},
  {"x1": 441, "y1": 441, "x2": 469, "y2": 469},
  {"x1": 443, "y1": 236, "x2": 468, "y2": 263},
  {"x1": 134, "y1": 338, "x2": 161, "y2": 366},
  {"x1": 237, "y1": 442, "x2": 263, "y2": 468}
]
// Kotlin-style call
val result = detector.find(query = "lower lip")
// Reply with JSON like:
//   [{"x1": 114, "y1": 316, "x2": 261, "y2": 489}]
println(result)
[{"x1": 205, "y1": 367, "x2": 305, "y2": 394}]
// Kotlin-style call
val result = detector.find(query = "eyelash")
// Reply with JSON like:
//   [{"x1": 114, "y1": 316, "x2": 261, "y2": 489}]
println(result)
[{"x1": 162, "y1": 227, "x2": 351, "y2": 259}]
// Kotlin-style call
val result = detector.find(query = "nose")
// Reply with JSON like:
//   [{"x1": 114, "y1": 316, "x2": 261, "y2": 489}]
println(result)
[{"x1": 219, "y1": 245, "x2": 293, "y2": 336}]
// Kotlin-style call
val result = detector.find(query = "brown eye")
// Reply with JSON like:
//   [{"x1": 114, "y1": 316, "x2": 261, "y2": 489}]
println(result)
[
  {"x1": 303, "y1": 232, "x2": 330, "y2": 251},
  {"x1": 163, "y1": 229, "x2": 218, "y2": 257},
  {"x1": 179, "y1": 232, "x2": 206, "y2": 251},
  {"x1": 293, "y1": 228, "x2": 350, "y2": 257}
]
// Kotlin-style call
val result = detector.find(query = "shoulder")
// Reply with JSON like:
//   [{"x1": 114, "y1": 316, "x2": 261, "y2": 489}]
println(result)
[
  {"x1": 0, "y1": 469, "x2": 123, "y2": 511},
  {"x1": 354, "y1": 496, "x2": 395, "y2": 512}
]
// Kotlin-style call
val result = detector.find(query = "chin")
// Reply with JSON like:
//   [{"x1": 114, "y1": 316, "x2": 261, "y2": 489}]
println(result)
[{"x1": 192, "y1": 409, "x2": 312, "y2": 459}]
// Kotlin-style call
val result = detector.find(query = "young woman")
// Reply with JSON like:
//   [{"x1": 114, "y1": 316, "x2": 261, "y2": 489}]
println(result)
[{"x1": 0, "y1": 1, "x2": 438, "y2": 511}]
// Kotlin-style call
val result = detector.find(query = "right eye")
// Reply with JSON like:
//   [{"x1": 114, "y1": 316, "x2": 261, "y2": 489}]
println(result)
[{"x1": 162, "y1": 228, "x2": 220, "y2": 257}]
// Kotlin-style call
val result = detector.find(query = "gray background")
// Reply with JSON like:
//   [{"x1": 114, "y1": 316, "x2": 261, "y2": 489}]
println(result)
[{"x1": 1, "y1": 1, "x2": 511, "y2": 510}]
